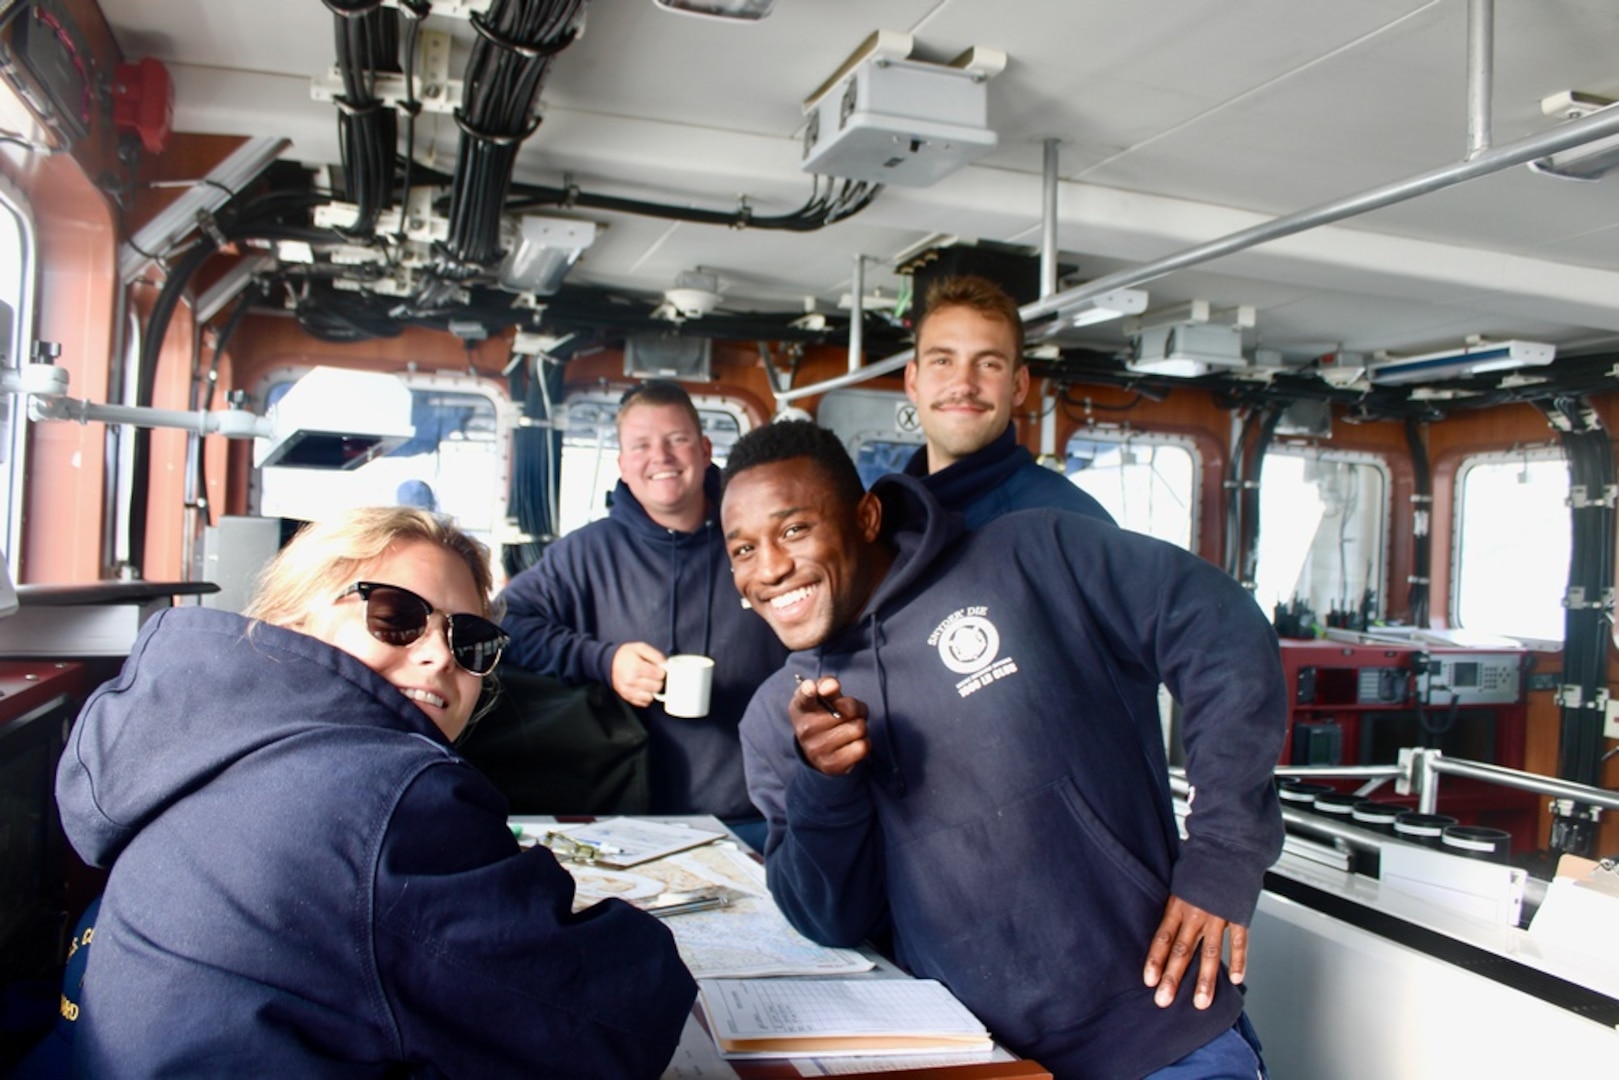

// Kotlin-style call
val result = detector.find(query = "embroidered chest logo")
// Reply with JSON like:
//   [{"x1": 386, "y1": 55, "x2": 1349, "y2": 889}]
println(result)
[{"x1": 927, "y1": 606, "x2": 1019, "y2": 698}]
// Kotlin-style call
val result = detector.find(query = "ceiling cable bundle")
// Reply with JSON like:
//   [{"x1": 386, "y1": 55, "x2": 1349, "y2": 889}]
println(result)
[
  {"x1": 504, "y1": 171, "x2": 882, "y2": 232},
  {"x1": 323, "y1": 0, "x2": 399, "y2": 237},
  {"x1": 1541, "y1": 397, "x2": 1615, "y2": 802},
  {"x1": 440, "y1": 0, "x2": 585, "y2": 268}
]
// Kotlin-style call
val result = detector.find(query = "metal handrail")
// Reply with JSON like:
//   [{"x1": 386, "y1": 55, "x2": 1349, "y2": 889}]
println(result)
[{"x1": 1411, "y1": 750, "x2": 1619, "y2": 816}]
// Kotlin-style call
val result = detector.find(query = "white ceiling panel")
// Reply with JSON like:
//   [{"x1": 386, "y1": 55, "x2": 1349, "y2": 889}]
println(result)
[{"x1": 86, "y1": 0, "x2": 1619, "y2": 369}]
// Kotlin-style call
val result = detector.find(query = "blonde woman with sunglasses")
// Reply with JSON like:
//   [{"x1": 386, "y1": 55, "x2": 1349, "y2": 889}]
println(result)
[{"x1": 55, "y1": 507, "x2": 696, "y2": 1078}]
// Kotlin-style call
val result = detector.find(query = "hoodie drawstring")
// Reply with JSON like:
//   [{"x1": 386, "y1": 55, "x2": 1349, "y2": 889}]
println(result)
[
  {"x1": 665, "y1": 530, "x2": 679, "y2": 657},
  {"x1": 702, "y1": 521, "x2": 716, "y2": 658},
  {"x1": 661, "y1": 523, "x2": 718, "y2": 660},
  {"x1": 869, "y1": 612, "x2": 907, "y2": 797}
]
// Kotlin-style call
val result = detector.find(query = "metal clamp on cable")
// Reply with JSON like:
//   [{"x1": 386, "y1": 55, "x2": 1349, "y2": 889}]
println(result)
[
  {"x1": 1561, "y1": 585, "x2": 1614, "y2": 611},
  {"x1": 1567, "y1": 484, "x2": 1618, "y2": 508}
]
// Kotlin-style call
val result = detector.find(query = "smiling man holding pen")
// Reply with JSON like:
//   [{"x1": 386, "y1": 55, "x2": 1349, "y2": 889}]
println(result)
[{"x1": 719, "y1": 420, "x2": 1286, "y2": 1080}]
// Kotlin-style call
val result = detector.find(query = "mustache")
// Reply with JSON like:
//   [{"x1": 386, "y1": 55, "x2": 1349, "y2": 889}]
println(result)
[{"x1": 930, "y1": 396, "x2": 993, "y2": 411}]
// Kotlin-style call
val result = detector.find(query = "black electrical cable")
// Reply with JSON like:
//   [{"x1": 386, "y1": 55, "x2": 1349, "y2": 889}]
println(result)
[
  {"x1": 1223, "y1": 410, "x2": 1259, "y2": 580},
  {"x1": 1405, "y1": 417, "x2": 1432, "y2": 626},
  {"x1": 187, "y1": 284, "x2": 261, "y2": 531},
  {"x1": 127, "y1": 239, "x2": 220, "y2": 572},
  {"x1": 394, "y1": 1, "x2": 429, "y2": 254},
  {"x1": 1224, "y1": 408, "x2": 1280, "y2": 584},
  {"x1": 502, "y1": 173, "x2": 884, "y2": 232},
  {"x1": 1539, "y1": 396, "x2": 1615, "y2": 795},
  {"x1": 438, "y1": 0, "x2": 585, "y2": 269},
  {"x1": 327, "y1": 0, "x2": 398, "y2": 235},
  {"x1": 503, "y1": 356, "x2": 566, "y2": 576},
  {"x1": 1238, "y1": 408, "x2": 1283, "y2": 591}
]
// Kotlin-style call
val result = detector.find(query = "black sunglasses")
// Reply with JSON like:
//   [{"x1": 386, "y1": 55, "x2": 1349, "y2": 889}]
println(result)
[{"x1": 338, "y1": 582, "x2": 509, "y2": 677}]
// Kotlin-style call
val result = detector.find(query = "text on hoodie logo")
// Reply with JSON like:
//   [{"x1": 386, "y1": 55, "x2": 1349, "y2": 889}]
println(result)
[{"x1": 928, "y1": 606, "x2": 1019, "y2": 697}]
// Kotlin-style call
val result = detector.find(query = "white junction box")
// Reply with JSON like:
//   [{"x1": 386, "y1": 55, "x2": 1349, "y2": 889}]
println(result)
[{"x1": 801, "y1": 45, "x2": 1001, "y2": 187}]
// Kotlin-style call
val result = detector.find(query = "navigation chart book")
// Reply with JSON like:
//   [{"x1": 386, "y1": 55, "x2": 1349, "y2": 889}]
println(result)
[{"x1": 697, "y1": 978, "x2": 992, "y2": 1058}]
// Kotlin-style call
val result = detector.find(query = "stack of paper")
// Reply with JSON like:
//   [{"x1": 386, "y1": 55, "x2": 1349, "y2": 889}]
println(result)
[{"x1": 698, "y1": 978, "x2": 991, "y2": 1059}]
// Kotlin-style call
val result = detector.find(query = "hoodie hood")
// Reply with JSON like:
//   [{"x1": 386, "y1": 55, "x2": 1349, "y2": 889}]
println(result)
[
  {"x1": 606, "y1": 462, "x2": 723, "y2": 541},
  {"x1": 853, "y1": 472, "x2": 965, "y2": 626},
  {"x1": 57, "y1": 606, "x2": 447, "y2": 868},
  {"x1": 795, "y1": 473, "x2": 964, "y2": 797}
]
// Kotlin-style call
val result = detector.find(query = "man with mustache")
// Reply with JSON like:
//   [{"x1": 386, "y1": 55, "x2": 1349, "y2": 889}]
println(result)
[{"x1": 904, "y1": 274, "x2": 1113, "y2": 526}]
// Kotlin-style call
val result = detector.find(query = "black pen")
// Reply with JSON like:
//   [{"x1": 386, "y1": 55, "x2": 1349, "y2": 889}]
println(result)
[{"x1": 793, "y1": 673, "x2": 844, "y2": 720}]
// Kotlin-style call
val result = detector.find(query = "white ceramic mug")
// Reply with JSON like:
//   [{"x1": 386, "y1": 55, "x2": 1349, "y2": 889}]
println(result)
[{"x1": 655, "y1": 654, "x2": 714, "y2": 718}]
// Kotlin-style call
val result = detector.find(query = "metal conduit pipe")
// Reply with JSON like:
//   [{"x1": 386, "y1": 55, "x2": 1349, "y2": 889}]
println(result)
[
  {"x1": 1467, "y1": 0, "x2": 1494, "y2": 160},
  {"x1": 1041, "y1": 138, "x2": 1060, "y2": 299},
  {"x1": 773, "y1": 99, "x2": 1619, "y2": 406},
  {"x1": 848, "y1": 253, "x2": 864, "y2": 373}
]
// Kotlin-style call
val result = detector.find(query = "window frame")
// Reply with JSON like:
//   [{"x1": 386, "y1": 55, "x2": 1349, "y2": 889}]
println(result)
[
  {"x1": 249, "y1": 365, "x2": 512, "y2": 547},
  {"x1": 0, "y1": 175, "x2": 36, "y2": 568},
  {"x1": 1064, "y1": 424, "x2": 1204, "y2": 553},
  {"x1": 1450, "y1": 444, "x2": 1570, "y2": 641},
  {"x1": 1253, "y1": 443, "x2": 1391, "y2": 621}
]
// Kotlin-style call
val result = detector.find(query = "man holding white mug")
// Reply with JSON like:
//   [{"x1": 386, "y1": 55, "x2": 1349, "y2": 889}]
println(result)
[{"x1": 500, "y1": 381, "x2": 787, "y2": 846}]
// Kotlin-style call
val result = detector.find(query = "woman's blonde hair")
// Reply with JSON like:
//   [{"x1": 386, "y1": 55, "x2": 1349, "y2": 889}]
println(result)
[{"x1": 243, "y1": 507, "x2": 497, "y2": 632}]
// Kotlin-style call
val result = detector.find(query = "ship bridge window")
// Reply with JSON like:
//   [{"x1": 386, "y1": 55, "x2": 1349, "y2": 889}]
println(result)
[
  {"x1": 557, "y1": 391, "x2": 749, "y2": 537},
  {"x1": 1065, "y1": 431, "x2": 1200, "y2": 551},
  {"x1": 1454, "y1": 449, "x2": 1570, "y2": 641},
  {"x1": 252, "y1": 371, "x2": 509, "y2": 566},
  {"x1": 812, "y1": 388, "x2": 925, "y2": 489},
  {"x1": 0, "y1": 180, "x2": 32, "y2": 565},
  {"x1": 852, "y1": 440, "x2": 922, "y2": 489},
  {"x1": 1254, "y1": 449, "x2": 1388, "y2": 623}
]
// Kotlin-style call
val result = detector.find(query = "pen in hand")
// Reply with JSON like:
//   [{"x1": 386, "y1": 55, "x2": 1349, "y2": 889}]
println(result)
[{"x1": 793, "y1": 673, "x2": 843, "y2": 720}]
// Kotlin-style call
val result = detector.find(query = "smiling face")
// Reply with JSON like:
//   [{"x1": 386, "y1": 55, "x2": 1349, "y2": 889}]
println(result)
[
  {"x1": 722, "y1": 459, "x2": 887, "y2": 652},
  {"x1": 906, "y1": 303, "x2": 1030, "y2": 470},
  {"x1": 618, "y1": 400, "x2": 713, "y2": 531},
  {"x1": 299, "y1": 538, "x2": 485, "y2": 742}
]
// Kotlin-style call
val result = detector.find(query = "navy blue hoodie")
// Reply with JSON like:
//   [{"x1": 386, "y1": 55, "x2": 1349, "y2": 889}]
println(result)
[
  {"x1": 903, "y1": 423, "x2": 1114, "y2": 527},
  {"x1": 502, "y1": 465, "x2": 787, "y2": 818},
  {"x1": 739, "y1": 475, "x2": 1286, "y2": 1080},
  {"x1": 56, "y1": 607, "x2": 695, "y2": 1079}
]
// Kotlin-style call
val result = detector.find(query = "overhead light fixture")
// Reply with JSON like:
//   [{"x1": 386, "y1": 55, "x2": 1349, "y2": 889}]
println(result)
[
  {"x1": 119, "y1": 136, "x2": 288, "y2": 283},
  {"x1": 652, "y1": 0, "x2": 774, "y2": 20},
  {"x1": 1368, "y1": 339, "x2": 1556, "y2": 385},
  {"x1": 1065, "y1": 288, "x2": 1148, "y2": 328},
  {"x1": 498, "y1": 216, "x2": 597, "y2": 296},
  {"x1": 1529, "y1": 91, "x2": 1619, "y2": 181}
]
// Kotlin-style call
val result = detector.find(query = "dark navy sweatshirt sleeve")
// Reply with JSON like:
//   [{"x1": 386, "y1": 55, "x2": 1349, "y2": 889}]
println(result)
[
  {"x1": 374, "y1": 759, "x2": 695, "y2": 1078},
  {"x1": 739, "y1": 674, "x2": 889, "y2": 947},
  {"x1": 1046, "y1": 513, "x2": 1287, "y2": 924},
  {"x1": 499, "y1": 535, "x2": 618, "y2": 685}
]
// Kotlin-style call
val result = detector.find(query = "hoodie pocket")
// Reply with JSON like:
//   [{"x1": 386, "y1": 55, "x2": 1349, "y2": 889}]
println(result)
[{"x1": 884, "y1": 775, "x2": 1171, "y2": 1047}]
